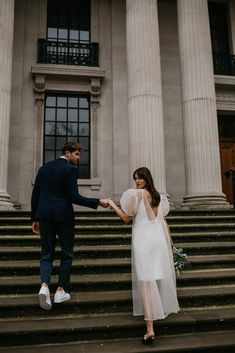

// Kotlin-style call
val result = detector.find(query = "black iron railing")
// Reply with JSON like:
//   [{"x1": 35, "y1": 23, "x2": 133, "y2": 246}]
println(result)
[
  {"x1": 213, "y1": 53, "x2": 235, "y2": 75},
  {"x1": 37, "y1": 39, "x2": 99, "y2": 67}
]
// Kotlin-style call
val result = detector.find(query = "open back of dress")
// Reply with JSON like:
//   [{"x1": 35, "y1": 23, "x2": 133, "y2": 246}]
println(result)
[{"x1": 120, "y1": 189, "x2": 179, "y2": 321}]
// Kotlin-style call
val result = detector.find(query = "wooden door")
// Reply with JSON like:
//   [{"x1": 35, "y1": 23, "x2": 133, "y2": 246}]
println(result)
[{"x1": 219, "y1": 142, "x2": 235, "y2": 204}]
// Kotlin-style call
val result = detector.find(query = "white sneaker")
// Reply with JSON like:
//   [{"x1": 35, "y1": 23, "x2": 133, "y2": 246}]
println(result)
[
  {"x1": 38, "y1": 286, "x2": 52, "y2": 310},
  {"x1": 54, "y1": 290, "x2": 70, "y2": 303}
]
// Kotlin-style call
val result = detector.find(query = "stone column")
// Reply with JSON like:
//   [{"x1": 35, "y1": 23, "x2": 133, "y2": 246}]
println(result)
[
  {"x1": 126, "y1": 0, "x2": 166, "y2": 192},
  {"x1": 177, "y1": 0, "x2": 228, "y2": 208},
  {"x1": 0, "y1": 0, "x2": 15, "y2": 210}
]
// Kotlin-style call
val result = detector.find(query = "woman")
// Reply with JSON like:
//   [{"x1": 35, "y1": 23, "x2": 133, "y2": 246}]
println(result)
[{"x1": 108, "y1": 167, "x2": 179, "y2": 344}]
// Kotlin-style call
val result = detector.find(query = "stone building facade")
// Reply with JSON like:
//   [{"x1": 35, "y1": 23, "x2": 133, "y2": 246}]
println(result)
[{"x1": 0, "y1": 0, "x2": 235, "y2": 211}]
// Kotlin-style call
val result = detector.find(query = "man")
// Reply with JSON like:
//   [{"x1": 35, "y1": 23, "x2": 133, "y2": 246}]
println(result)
[{"x1": 31, "y1": 141, "x2": 108, "y2": 310}]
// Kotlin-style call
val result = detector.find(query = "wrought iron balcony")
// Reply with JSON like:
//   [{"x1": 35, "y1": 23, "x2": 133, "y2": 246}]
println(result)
[
  {"x1": 37, "y1": 39, "x2": 99, "y2": 67},
  {"x1": 213, "y1": 53, "x2": 235, "y2": 75}
]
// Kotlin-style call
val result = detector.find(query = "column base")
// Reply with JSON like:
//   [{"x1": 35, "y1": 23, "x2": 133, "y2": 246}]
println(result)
[
  {"x1": 180, "y1": 193, "x2": 231, "y2": 210},
  {"x1": 0, "y1": 191, "x2": 15, "y2": 211}
]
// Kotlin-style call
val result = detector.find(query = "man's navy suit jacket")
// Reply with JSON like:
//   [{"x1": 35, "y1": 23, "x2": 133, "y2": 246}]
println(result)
[{"x1": 31, "y1": 158, "x2": 100, "y2": 224}]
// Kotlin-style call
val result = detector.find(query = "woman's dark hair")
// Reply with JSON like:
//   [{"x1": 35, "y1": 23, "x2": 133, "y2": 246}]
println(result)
[{"x1": 133, "y1": 167, "x2": 161, "y2": 207}]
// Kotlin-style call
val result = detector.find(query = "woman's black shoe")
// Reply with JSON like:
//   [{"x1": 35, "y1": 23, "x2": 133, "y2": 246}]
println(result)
[{"x1": 142, "y1": 334, "x2": 155, "y2": 345}]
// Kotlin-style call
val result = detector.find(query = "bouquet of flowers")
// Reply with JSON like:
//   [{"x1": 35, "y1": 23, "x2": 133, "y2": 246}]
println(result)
[{"x1": 173, "y1": 247, "x2": 191, "y2": 275}]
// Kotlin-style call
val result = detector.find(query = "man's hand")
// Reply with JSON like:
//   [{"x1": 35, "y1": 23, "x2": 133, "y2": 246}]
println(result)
[
  {"x1": 99, "y1": 199, "x2": 109, "y2": 208},
  {"x1": 32, "y1": 222, "x2": 40, "y2": 235}
]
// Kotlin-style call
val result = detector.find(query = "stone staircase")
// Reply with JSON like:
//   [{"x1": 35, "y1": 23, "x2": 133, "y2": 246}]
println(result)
[{"x1": 0, "y1": 210, "x2": 235, "y2": 353}]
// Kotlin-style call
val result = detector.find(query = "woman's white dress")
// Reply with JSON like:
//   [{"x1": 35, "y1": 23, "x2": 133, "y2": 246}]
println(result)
[{"x1": 120, "y1": 189, "x2": 179, "y2": 321}]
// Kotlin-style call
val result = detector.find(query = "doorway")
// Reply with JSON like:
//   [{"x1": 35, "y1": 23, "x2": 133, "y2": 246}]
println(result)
[{"x1": 218, "y1": 115, "x2": 235, "y2": 205}]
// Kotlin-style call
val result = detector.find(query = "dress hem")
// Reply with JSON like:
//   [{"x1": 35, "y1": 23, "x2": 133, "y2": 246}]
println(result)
[{"x1": 133, "y1": 308, "x2": 180, "y2": 322}]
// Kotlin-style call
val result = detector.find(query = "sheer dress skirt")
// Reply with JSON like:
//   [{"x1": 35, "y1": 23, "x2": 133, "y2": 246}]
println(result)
[{"x1": 132, "y1": 221, "x2": 179, "y2": 321}]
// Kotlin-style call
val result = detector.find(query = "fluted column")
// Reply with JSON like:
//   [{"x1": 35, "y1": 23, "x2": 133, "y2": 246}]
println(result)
[
  {"x1": 126, "y1": 0, "x2": 166, "y2": 192},
  {"x1": 177, "y1": 0, "x2": 228, "y2": 208},
  {"x1": 0, "y1": 0, "x2": 15, "y2": 210}
]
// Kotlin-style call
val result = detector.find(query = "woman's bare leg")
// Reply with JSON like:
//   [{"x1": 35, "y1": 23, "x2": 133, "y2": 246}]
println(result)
[
  {"x1": 140, "y1": 281, "x2": 155, "y2": 338},
  {"x1": 145, "y1": 319, "x2": 154, "y2": 337}
]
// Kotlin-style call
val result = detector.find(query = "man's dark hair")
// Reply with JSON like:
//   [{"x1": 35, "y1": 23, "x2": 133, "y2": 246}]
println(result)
[{"x1": 62, "y1": 141, "x2": 83, "y2": 154}]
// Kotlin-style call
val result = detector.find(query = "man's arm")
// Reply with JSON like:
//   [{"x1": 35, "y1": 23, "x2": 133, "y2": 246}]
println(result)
[{"x1": 66, "y1": 168, "x2": 107, "y2": 209}]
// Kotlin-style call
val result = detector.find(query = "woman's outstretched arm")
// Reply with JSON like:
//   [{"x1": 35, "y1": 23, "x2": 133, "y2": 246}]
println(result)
[{"x1": 108, "y1": 199, "x2": 132, "y2": 224}]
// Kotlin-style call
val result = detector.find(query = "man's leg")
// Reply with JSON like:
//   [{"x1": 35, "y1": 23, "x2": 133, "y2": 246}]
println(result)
[
  {"x1": 38, "y1": 220, "x2": 56, "y2": 309},
  {"x1": 39, "y1": 220, "x2": 57, "y2": 285},
  {"x1": 54, "y1": 222, "x2": 75, "y2": 303}
]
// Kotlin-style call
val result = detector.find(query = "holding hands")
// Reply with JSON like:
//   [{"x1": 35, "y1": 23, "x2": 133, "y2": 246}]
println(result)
[
  {"x1": 99, "y1": 198, "x2": 116, "y2": 209},
  {"x1": 99, "y1": 199, "x2": 109, "y2": 208}
]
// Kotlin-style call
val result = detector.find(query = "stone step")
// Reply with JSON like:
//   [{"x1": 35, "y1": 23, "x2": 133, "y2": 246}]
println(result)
[
  {"x1": 0, "y1": 216, "x2": 124, "y2": 226},
  {"x1": 0, "y1": 282, "x2": 235, "y2": 313},
  {"x1": 0, "y1": 307, "x2": 235, "y2": 347},
  {"x1": 1, "y1": 222, "x2": 235, "y2": 235},
  {"x1": 0, "y1": 209, "x2": 235, "y2": 218},
  {"x1": 0, "y1": 253, "x2": 234, "y2": 279},
  {"x1": 1, "y1": 213, "x2": 235, "y2": 225},
  {"x1": 0, "y1": 241, "x2": 235, "y2": 262},
  {"x1": 2, "y1": 330, "x2": 235, "y2": 353},
  {"x1": 0, "y1": 244, "x2": 130, "y2": 260},
  {"x1": 0, "y1": 268, "x2": 235, "y2": 296},
  {"x1": 0, "y1": 231, "x2": 235, "y2": 247},
  {"x1": 0, "y1": 224, "x2": 130, "y2": 235}
]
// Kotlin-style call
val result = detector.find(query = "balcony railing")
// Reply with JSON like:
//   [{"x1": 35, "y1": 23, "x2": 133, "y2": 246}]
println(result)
[
  {"x1": 37, "y1": 39, "x2": 99, "y2": 67},
  {"x1": 213, "y1": 53, "x2": 235, "y2": 75}
]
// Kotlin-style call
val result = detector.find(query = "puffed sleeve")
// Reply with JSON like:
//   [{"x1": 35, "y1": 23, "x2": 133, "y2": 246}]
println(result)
[
  {"x1": 160, "y1": 194, "x2": 170, "y2": 216},
  {"x1": 120, "y1": 189, "x2": 140, "y2": 216}
]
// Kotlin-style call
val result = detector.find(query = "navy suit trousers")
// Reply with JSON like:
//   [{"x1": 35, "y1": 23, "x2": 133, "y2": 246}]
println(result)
[{"x1": 39, "y1": 220, "x2": 75, "y2": 289}]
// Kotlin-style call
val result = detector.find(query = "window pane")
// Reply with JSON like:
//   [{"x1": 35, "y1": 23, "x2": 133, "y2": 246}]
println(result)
[
  {"x1": 67, "y1": 123, "x2": 78, "y2": 136},
  {"x1": 79, "y1": 123, "x2": 89, "y2": 136},
  {"x1": 78, "y1": 165, "x2": 89, "y2": 179},
  {"x1": 56, "y1": 150, "x2": 62, "y2": 158},
  {"x1": 46, "y1": 96, "x2": 56, "y2": 107},
  {"x1": 45, "y1": 122, "x2": 56, "y2": 135},
  {"x1": 70, "y1": 15, "x2": 79, "y2": 28},
  {"x1": 48, "y1": 27, "x2": 57, "y2": 39},
  {"x1": 57, "y1": 108, "x2": 67, "y2": 121},
  {"x1": 79, "y1": 137, "x2": 89, "y2": 150},
  {"x1": 80, "y1": 31, "x2": 89, "y2": 42},
  {"x1": 79, "y1": 97, "x2": 89, "y2": 108},
  {"x1": 56, "y1": 136, "x2": 67, "y2": 150},
  {"x1": 68, "y1": 109, "x2": 77, "y2": 122},
  {"x1": 45, "y1": 108, "x2": 56, "y2": 121},
  {"x1": 58, "y1": 28, "x2": 68, "y2": 40},
  {"x1": 79, "y1": 151, "x2": 89, "y2": 164},
  {"x1": 68, "y1": 97, "x2": 78, "y2": 108},
  {"x1": 57, "y1": 122, "x2": 67, "y2": 135},
  {"x1": 59, "y1": 13, "x2": 67, "y2": 26},
  {"x1": 47, "y1": 13, "x2": 57, "y2": 27},
  {"x1": 79, "y1": 110, "x2": 89, "y2": 122},
  {"x1": 45, "y1": 136, "x2": 55, "y2": 149},
  {"x1": 44, "y1": 150, "x2": 55, "y2": 163},
  {"x1": 57, "y1": 97, "x2": 67, "y2": 107},
  {"x1": 70, "y1": 30, "x2": 79, "y2": 42}
]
